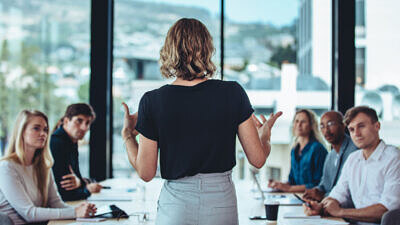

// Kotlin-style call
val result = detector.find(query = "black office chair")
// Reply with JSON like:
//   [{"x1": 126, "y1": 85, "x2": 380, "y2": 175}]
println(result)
[
  {"x1": 0, "y1": 212, "x2": 13, "y2": 225},
  {"x1": 381, "y1": 209, "x2": 400, "y2": 225}
]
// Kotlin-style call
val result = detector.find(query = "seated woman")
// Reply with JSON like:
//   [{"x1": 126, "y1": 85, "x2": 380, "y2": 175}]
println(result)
[
  {"x1": 269, "y1": 109, "x2": 327, "y2": 192},
  {"x1": 0, "y1": 110, "x2": 96, "y2": 225}
]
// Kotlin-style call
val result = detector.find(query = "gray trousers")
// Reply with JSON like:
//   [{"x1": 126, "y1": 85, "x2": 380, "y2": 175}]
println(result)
[{"x1": 155, "y1": 171, "x2": 238, "y2": 225}]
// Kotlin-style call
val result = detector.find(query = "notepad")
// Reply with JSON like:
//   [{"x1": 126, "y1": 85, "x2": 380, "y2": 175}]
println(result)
[
  {"x1": 283, "y1": 218, "x2": 349, "y2": 225},
  {"x1": 76, "y1": 217, "x2": 106, "y2": 222},
  {"x1": 263, "y1": 187, "x2": 281, "y2": 193},
  {"x1": 88, "y1": 193, "x2": 132, "y2": 201},
  {"x1": 283, "y1": 212, "x2": 321, "y2": 219}
]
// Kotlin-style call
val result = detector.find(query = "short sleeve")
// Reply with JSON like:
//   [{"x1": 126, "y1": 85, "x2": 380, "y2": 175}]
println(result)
[
  {"x1": 234, "y1": 82, "x2": 254, "y2": 125},
  {"x1": 135, "y1": 92, "x2": 158, "y2": 141}
]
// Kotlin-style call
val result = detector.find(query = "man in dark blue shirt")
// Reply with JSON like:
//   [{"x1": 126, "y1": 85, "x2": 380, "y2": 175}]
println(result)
[
  {"x1": 303, "y1": 111, "x2": 358, "y2": 201},
  {"x1": 50, "y1": 103, "x2": 103, "y2": 201}
]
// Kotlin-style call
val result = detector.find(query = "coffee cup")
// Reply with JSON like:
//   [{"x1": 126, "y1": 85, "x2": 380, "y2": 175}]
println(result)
[{"x1": 264, "y1": 200, "x2": 279, "y2": 221}]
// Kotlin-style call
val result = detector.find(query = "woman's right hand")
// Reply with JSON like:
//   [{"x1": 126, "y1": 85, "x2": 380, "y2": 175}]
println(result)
[
  {"x1": 75, "y1": 202, "x2": 97, "y2": 218},
  {"x1": 121, "y1": 102, "x2": 139, "y2": 140},
  {"x1": 251, "y1": 112, "x2": 282, "y2": 142},
  {"x1": 267, "y1": 179, "x2": 275, "y2": 188},
  {"x1": 268, "y1": 180, "x2": 291, "y2": 191}
]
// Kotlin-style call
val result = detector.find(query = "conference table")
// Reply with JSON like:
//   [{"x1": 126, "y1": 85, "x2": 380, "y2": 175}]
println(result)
[{"x1": 48, "y1": 177, "x2": 346, "y2": 225}]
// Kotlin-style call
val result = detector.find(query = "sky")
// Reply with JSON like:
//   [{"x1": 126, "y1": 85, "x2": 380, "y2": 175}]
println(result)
[{"x1": 147, "y1": 0, "x2": 299, "y2": 27}]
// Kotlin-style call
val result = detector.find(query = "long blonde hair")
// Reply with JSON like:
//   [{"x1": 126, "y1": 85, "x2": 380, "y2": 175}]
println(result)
[
  {"x1": 1, "y1": 110, "x2": 54, "y2": 206},
  {"x1": 291, "y1": 109, "x2": 326, "y2": 149}
]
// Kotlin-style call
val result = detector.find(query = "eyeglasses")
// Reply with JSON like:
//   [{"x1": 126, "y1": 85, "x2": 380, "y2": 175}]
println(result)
[{"x1": 320, "y1": 121, "x2": 338, "y2": 130}]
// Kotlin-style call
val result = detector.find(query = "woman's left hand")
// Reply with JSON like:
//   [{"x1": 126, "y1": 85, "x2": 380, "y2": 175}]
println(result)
[
  {"x1": 121, "y1": 102, "x2": 139, "y2": 140},
  {"x1": 252, "y1": 112, "x2": 282, "y2": 141}
]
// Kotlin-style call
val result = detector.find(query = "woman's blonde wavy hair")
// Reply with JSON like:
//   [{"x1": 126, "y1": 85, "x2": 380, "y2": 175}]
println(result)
[
  {"x1": 290, "y1": 109, "x2": 326, "y2": 149},
  {"x1": 160, "y1": 18, "x2": 216, "y2": 81},
  {"x1": 1, "y1": 110, "x2": 54, "y2": 206}
]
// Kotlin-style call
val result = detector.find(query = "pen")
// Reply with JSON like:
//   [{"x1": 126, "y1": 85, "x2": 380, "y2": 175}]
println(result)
[
  {"x1": 102, "y1": 186, "x2": 111, "y2": 189},
  {"x1": 293, "y1": 193, "x2": 311, "y2": 207}
]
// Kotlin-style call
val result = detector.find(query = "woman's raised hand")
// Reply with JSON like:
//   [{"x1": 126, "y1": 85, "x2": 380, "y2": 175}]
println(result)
[
  {"x1": 121, "y1": 102, "x2": 139, "y2": 140},
  {"x1": 251, "y1": 112, "x2": 283, "y2": 142}
]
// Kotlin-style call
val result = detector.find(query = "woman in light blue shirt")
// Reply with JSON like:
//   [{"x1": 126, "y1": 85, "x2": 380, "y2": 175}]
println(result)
[{"x1": 269, "y1": 109, "x2": 327, "y2": 192}]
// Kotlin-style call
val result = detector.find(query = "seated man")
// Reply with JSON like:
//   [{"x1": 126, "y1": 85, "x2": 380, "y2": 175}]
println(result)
[
  {"x1": 304, "y1": 106, "x2": 400, "y2": 224},
  {"x1": 303, "y1": 111, "x2": 358, "y2": 201},
  {"x1": 51, "y1": 103, "x2": 103, "y2": 201}
]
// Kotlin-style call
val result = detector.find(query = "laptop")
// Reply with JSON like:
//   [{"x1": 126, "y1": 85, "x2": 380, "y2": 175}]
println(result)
[{"x1": 250, "y1": 169, "x2": 303, "y2": 206}]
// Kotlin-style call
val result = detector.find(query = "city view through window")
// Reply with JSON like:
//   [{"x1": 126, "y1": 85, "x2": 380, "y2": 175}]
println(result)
[
  {"x1": 111, "y1": 0, "x2": 332, "y2": 184},
  {"x1": 0, "y1": 0, "x2": 91, "y2": 176},
  {"x1": 354, "y1": 0, "x2": 400, "y2": 148}
]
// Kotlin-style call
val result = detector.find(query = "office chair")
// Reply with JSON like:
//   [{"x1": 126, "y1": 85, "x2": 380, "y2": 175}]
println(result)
[{"x1": 381, "y1": 208, "x2": 400, "y2": 225}]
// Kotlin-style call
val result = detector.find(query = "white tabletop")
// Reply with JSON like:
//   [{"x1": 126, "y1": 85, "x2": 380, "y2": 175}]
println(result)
[{"x1": 48, "y1": 178, "x2": 345, "y2": 225}]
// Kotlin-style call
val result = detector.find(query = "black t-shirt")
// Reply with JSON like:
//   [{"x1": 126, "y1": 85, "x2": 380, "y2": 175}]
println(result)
[{"x1": 135, "y1": 79, "x2": 254, "y2": 180}]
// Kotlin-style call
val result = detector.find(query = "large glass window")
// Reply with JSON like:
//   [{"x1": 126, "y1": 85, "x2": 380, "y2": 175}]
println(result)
[
  {"x1": 355, "y1": 0, "x2": 400, "y2": 147},
  {"x1": 112, "y1": 0, "x2": 221, "y2": 177},
  {"x1": 112, "y1": 0, "x2": 332, "y2": 182},
  {"x1": 226, "y1": 0, "x2": 332, "y2": 183},
  {"x1": 0, "y1": 1, "x2": 91, "y2": 176}
]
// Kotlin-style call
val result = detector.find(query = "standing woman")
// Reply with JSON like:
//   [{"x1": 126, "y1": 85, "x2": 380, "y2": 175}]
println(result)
[
  {"x1": 122, "y1": 18, "x2": 282, "y2": 225},
  {"x1": 269, "y1": 109, "x2": 327, "y2": 192},
  {"x1": 0, "y1": 110, "x2": 96, "y2": 225}
]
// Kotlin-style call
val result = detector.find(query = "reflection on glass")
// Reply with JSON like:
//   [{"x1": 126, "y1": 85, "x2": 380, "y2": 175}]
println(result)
[
  {"x1": 355, "y1": 0, "x2": 400, "y2": 147},
  {"x1": 0, "y1": 1, "x2": 91, "y2": 176}
]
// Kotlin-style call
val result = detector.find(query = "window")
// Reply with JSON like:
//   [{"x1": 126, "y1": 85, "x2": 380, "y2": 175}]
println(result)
[
  {"x1": 0, "y1": 1, "x2": 91, "y2": 176},
  {"x1": 355, "y1": 0, "x2": 366, "y2": 37},
  {"x1": 112, "y1": 0, "x2": 221, "y2": 177},
  {"x1": 354, "y1": 0, "x2": 400, "y2": 147},
  {"x1": 355, "y1": 47, "x2": 366, "y2": 86},
  {"x1": 226, "y1": 0, "x2": 331, "y2": 183},
  {"x1": 266, "y1": 167, "x2": 281, "y2": 181},
  {"x1": 111, "y1": 0, "x2": 332, "y2": 181}
]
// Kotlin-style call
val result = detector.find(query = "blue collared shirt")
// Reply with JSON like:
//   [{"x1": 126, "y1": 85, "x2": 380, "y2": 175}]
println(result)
[
  {"x1": 316, "y1": 134, "x2": 358, "y2": 195},
  {"x1": 289, "y1": 139, "x2": 328, "y2": 188}
]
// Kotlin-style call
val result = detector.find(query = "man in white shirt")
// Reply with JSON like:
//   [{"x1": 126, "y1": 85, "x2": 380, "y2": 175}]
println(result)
[{"x1": 304, "y1": 106, "x2": 400, "y2": 224}]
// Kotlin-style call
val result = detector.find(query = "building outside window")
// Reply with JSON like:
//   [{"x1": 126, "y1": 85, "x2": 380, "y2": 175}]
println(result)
[
  {"x1": 354, "y1": 0, "x2": 400, "y2": 147},
  {"x1": 0, "y1": 0, "x2": 91, "y2": 176},
  {"x1": 112, "y1": 0, "x2": 221, "y2": 178},
  {"x1": 111, "y1": 0, "x2": 333, "y2": 184}
]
